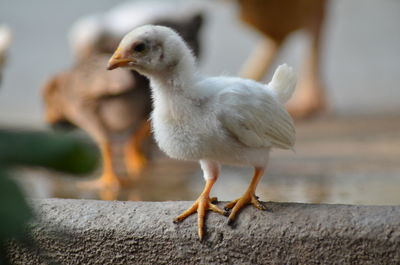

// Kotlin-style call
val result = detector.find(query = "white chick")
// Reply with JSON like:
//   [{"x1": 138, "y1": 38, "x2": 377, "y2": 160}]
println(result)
[{"x1": 108, "y1": 25, "x2": 296, "y2": 240}]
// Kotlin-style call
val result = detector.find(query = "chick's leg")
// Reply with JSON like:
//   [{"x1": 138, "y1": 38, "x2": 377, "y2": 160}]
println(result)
[
  {"x1": 225, "y1": 167, "x2": 266, "y2": 225},
  {"x1": 124, "y1": 120, "x2": 151, "y2": 177},
  {"x1": 174, "y1": 160, "x2": 225, "y2": 241}
]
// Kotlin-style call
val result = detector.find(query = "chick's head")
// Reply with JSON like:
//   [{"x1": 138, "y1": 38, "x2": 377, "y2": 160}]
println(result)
[{"x1": 108, "y1": 25, "x2": 189, "y2": 74}]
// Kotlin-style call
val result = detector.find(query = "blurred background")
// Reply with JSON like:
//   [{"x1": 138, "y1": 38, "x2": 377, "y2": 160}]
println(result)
[{"x1": 1, "y1": 0, "x2": 400, "y2": 205}]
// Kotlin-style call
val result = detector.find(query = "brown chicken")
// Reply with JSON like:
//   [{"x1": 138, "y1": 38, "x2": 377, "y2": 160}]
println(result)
[
  {"x1": 43, "y1": 55, "x2": 151, "y2": 189},
  {"x1": 42, "y1": 11, "x2": 203, "y2": 190},
  {"x1": 236, "y1": 0, "x2": 329, "y2": 118}
]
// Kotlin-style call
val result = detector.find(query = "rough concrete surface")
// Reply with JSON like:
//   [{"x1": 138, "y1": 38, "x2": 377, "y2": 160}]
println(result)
[{"x1": 7, "y1": 199, "x2": 400, "y2": 265}]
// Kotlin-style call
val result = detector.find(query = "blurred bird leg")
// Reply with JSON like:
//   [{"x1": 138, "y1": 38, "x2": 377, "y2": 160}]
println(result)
[
  {"x1": 174, "y1": 160, "x2": 226, "y2": 241},
  {"x1": 98, "y1": 142, "x2": 120, "y2": 187},
  {"x1": 124, "y1": 120, "x2": 151, "y2": 178},
  {"x1": 79, "y1": 141, "x2": 120, "y2": 191},
  {"x1": 286, "y1": 10, "x2": 327, "y2": 119},
  {"x1": 236, "y1": 0, "x2": 328, "y2": 119},
  {"x1": 286, "y1": 59, "x2": 326, "y2": 119},
  {"x1": 239, "y1": 38, "x2": 282, "y2": 81},
  {"x1": 225, "y1": 167, "x2": 267, "y2": 225},
  {"x1": 98, "y1": 187, "x2": 119, "y2": 201}
]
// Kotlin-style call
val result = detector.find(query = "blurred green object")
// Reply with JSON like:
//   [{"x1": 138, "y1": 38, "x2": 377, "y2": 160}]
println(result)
[
  {"x1": 0, "y1": 129, "x2": 99, "y2": 264},
  {"x1": 0, "y1": 171, "x2": 33, "y2": 240},
  {"x1": 0, "y1": 129, "x2": 99, "y2": 174}
]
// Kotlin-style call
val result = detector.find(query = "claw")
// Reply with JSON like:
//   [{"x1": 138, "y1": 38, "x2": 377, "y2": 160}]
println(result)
[
  {"x1": 251, "y1": 196, "x2": 267, "y2": 211},
  {"x1": 225, "y1": 192, "x2": 266, "y2": 225},
  {"x1": 227, "y1": 218, "x2": 234, "y2": 226},
  {"x1": 174, "y1": 195, "x2": 225, "y2": 240}
]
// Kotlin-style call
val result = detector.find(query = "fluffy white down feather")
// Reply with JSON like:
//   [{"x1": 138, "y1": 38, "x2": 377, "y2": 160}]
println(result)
[{"x1": 110, "y1": 25, "x2": 296, "y2": 170}]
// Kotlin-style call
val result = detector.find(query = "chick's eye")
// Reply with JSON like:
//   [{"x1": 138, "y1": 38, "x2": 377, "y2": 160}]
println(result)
[{"x1": 133, "y1": 42, "x2": 146, "y2": 53}]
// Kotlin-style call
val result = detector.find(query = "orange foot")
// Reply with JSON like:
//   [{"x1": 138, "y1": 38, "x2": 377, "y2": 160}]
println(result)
[
  {"x1": 77, "y1": 173, "x2": 121, "y2": 190},
  {"x1": 77, "y1": 174, "x2": 122, "y2": 200},
  {"x1": 174, "y1": 196, "x2": 226, "y2": 241},
  {"x1": 225, "y1": 191, "x2": 267, "y2": 225}
]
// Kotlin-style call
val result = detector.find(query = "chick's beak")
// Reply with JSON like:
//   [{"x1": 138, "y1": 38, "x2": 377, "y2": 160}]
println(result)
[{"x1": 107, "y1": 49, "x2": 134, "y2": 70}]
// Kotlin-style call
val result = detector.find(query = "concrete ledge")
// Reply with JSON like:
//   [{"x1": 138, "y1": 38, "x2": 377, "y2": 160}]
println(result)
[{"x1": 7, "y1": 199, "x2": 400, "y2": 264}]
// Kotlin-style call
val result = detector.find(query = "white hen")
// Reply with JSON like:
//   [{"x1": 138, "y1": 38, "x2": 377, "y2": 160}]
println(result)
[{"x1": 108, "y1": 25, "x2": 296, "y2": 240}]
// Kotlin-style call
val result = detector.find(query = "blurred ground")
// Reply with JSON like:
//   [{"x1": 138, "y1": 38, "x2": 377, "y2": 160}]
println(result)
[
  {"x1": 14, "y1": 115, "x2": 400, "y2": 205},
  {"x1": 1, "y1": 0, "x2": 400, "y2": 204}
]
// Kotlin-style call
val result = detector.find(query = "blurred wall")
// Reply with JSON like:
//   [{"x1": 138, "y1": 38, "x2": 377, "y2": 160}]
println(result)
[{"x1": 0, "y1": 0, "x2": 399, "y2": 127}]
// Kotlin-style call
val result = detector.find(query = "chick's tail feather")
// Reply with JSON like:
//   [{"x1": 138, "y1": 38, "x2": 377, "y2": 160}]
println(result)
[{"x1": 268, "y1": 64, "x2": 297, "y2": 104}]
